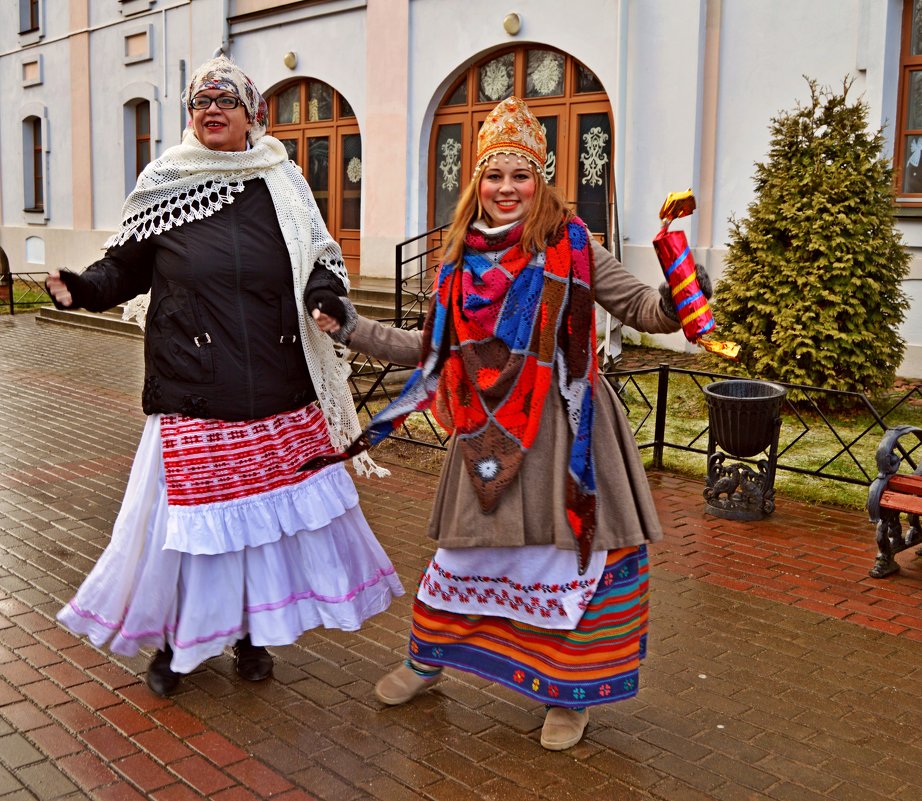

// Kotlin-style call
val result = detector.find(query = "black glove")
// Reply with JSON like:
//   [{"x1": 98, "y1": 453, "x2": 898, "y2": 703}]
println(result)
[
  {"x1": 45, "y1": 269, "x2": 85, "y2": 311},
  {"x1": 306, "y1": 288, "x2": 358, "y2": 344},
  {"x1": 659, "y1": 263, "x2": 712, "y2": 321},
  {"x1": 305, "y1": 288, "x2": 348, "y2": 326},
  {"x1": 696, "y1": 263, "x2": 713, "y2": 299}
]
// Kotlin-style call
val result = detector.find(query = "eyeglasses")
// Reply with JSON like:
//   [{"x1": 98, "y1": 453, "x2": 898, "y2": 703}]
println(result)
[{"x1": 190, "y1": 95, "x2": 242, "y2": 111}]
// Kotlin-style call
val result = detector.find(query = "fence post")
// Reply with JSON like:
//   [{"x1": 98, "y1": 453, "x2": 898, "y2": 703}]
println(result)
[
  {"x1": 0, "y1": 248, "x2": 12, "y2": 314},
  {"x1": 394, "y1": 242, "x2": 403, "y2": 323},
  {"x1": 652, "y1": 362, "x2": 670, "y2": 469}
]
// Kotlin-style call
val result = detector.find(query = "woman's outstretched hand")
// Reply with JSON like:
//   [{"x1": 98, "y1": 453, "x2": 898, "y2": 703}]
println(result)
[{"x1": 45, "y1": 271, "x2": 73, "y2": 308}]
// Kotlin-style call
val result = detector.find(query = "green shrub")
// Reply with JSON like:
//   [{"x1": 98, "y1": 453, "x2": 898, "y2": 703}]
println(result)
[{"x1": 714, "y1": 77, "x2": 910, "y2": 397}]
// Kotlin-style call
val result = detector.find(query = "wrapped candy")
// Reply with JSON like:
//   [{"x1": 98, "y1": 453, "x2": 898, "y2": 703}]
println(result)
[{"x1": 653, "y1": 190, "x2": 739, "y2": 359}]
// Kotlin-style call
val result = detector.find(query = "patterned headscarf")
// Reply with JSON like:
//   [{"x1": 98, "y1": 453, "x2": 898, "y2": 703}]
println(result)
[{"x1": 184, "y1": 55, "x2": 269, "y2": 145}]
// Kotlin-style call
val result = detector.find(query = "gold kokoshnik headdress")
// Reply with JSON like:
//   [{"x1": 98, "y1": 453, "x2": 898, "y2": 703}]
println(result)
[{"x1": 473, "y1": 96, "x2": 547, "y2": 180}]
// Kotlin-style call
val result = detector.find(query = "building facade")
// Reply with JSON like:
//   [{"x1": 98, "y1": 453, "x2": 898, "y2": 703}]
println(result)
[{"x1": 2, "y1": 0, "x2": 921, "y2": 376}]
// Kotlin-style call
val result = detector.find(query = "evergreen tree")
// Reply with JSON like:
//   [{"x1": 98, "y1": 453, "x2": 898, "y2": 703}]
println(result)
[{"x1": 715, "y1": 77, "x2": 910, "y2": 396}]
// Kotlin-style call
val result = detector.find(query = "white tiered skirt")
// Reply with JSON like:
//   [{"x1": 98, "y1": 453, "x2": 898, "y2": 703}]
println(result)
[{"x1": 57, "y1": 414, "x2": 403, "y2": 673}]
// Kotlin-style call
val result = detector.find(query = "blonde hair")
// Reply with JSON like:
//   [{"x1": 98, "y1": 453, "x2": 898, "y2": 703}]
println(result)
[{"x1": 442, "y1": 163, "x2": 573, "y2": 265}]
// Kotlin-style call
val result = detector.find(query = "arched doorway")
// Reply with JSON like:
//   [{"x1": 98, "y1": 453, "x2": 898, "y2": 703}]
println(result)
[
  {"x1": 430, "y1": 47, "x2": 614, "y2": 242},
  {"x1": 267, "y1": 79, "x2": 362, "y2": 274}
]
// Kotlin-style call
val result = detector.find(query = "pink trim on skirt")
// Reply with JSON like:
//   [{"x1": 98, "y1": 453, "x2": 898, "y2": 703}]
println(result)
[{"x1": 57, "y1": 413, "x2": 404, "y2": 673}]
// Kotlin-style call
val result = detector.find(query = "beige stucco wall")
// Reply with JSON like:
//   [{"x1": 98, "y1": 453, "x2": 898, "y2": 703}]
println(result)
[
  {"x1": 70, "y1": 0, "x2": 93, "y2": 230},
  {"x1": 359, "y1": 0, "x2": 409, "y2": 277},
  {"x1": 0, "y1": 227, "x2": 112, "y2": 276}
]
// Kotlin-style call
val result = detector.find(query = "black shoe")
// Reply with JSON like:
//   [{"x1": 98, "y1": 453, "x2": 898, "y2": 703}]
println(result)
[
  {"x1": 146, "y1": 646, "x2": 180, "y2": 696},
  {"x1": 232, "y1": 634, "x2": 273, "y2": 682}
]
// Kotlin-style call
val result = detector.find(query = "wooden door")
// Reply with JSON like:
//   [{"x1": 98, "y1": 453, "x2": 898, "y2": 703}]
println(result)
[
  {"x1": 268, "y1": 80, "x2": 362, "y2": 275},
  {"x1": 566, "y1": 101, "x2": 614, "y2": 247},
  {"x1": 428, "y1": 46, "x2": 615, "y2": 248}
]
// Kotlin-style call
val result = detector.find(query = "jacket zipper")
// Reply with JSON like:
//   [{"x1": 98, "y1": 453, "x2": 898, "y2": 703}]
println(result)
[{"x1": 228, "y1": 200, "x2": 255, "y2": 418}]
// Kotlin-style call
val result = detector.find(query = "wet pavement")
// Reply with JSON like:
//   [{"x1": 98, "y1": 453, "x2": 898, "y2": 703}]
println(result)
[{"x1": 1, "y1": 312, "x2": 922, "y2": 801}]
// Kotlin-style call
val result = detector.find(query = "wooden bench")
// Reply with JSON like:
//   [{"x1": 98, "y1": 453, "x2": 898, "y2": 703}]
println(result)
[{"x1": 867, "y1": 425, "x2": 922, "y2": 578}]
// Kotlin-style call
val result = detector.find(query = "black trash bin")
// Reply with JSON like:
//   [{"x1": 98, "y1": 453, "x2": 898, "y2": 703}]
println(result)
[
  {"x1": 702, "y1": 379, "x2": 786, "y2": 520},
  {"x1": 703, "y1": 380, "x2": 786, "y2": 457}
]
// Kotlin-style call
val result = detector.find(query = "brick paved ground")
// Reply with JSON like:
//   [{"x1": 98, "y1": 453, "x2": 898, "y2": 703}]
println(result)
[{"x1": 2, "y1": 312, "x2": 922, "y2": 801}]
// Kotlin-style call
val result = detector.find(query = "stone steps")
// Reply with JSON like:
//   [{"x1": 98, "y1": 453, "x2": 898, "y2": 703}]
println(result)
[
  {"x1": 349, "y1": 276, "x2": 407, "y2": 321},
  {"x1": 35, "y1": 305, "x2": 143, "y2": 339},
  {"x1": 33, "y1": 277, "x2": 418, "y2": 397},
  {"x1": 34, "y1": 275, "x2": 409, "y2": 336}
]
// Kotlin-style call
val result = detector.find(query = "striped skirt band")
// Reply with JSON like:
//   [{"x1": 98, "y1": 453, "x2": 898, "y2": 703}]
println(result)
[
  {"x1": 160, "y1": 404, "x2": 332, "y2": 506},
  {"x1": 408, "y1": 546, "x2": 649, "y2": 707}
]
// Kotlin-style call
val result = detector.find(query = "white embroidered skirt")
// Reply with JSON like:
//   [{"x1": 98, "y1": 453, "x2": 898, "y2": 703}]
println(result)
[
  {"x1": 57, "y1": 409, "x2": 404, "y2": 674},
  {"x1": 418, "y1": 545, "x2": 606, "y2": 629}
]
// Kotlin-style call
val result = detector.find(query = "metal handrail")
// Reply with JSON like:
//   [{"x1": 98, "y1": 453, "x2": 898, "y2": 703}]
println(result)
[{"x1": 393, "y1": 224, "x2": 447, "y2": 327}]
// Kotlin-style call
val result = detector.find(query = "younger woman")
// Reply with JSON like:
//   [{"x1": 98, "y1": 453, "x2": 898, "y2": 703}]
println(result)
[{"x1": 315, "y1": 96, "x2": 682, "y2": 750}]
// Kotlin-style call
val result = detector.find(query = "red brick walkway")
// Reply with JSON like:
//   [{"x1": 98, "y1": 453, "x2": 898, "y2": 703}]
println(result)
[
  {"x1": 0, "y1": 595, "x2": 317, "y2": 801},
  {"x1": 3, "y1": 315, "x2": 922, "y2": 801},
  {"x1": 648, "y1": 471, "x2": 922, "y2": 641}
]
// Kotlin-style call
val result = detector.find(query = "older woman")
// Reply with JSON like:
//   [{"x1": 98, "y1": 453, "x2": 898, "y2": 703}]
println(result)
[{"x1": 47, "y1": 56, "x2": 402, "y2": 696}]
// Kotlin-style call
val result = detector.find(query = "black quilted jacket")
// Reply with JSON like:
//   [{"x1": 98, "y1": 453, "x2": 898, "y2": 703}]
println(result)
[{"x1": 54, "y1": 179, "x2": 346, "y2": 421}]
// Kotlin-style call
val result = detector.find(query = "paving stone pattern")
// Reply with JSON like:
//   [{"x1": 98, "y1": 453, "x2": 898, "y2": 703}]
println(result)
[{"x1": 1, "y1": 312, "x2": 922, "y2": 801}]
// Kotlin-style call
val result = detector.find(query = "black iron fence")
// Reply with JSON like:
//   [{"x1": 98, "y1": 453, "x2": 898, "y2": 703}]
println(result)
[
  {"x1": 0, "y1": 272, "x2": 51, "y2": 315},
  {"x1": 345, "y1": 328, "x2": 450, "y2": 450},
  {"x1": 613, "y1": 364, "x2": 921, "y2": 486},
  {"x1": 393, "y1": 224, "x2": 446, "y2": 326},
  {"x1": 350, "y1": 358, "x2": 922, "y2": 486},
  {"x1": 376, "y1": 226, "x2": 922, "y2": 487}
]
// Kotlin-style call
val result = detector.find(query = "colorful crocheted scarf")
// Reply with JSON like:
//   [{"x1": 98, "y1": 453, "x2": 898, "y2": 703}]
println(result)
[{"x1": 307, "y1": 218, "x2": 599, "y2": 572}]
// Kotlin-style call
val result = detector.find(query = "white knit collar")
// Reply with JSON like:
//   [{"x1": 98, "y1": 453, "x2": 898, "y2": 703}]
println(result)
[{"x1": 473, "y1": 219, "x2": 520, "y2": 236}]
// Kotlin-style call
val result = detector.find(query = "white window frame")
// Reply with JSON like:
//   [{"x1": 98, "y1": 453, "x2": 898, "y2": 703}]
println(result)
[
  {"x1": 21, "y1": 102, "x2": 49, "y2": 223},
  {"x1": 18, "y1": 0, "x2": 44, "y2": 45},
  {"x1": 120, "y1": 83, "x2": 163, "y2": 196}
]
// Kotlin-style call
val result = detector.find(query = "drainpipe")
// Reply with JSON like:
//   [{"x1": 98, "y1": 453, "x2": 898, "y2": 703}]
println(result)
[
  {"x1": 694, "y1": 0, "x2": 722, "y2": 252},
  {"x1": 614, "y1": 0, "x2": 628, "y2": 252},
  {"x1": 179, "y1": 59, "x2": 187, "y2": 137},
  {"x1": 213, "y1": 0, "x2": 230, "y2": 57}
]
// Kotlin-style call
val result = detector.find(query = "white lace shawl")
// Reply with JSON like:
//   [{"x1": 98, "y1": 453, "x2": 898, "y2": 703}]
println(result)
[{"x1": 112, "y1": 130, "x2": 386, "y2": 477}]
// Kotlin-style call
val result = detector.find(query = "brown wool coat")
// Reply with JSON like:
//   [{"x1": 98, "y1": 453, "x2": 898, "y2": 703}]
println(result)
[{"x1": 348, "y1": 239, "x2": 681, "y2": 552}]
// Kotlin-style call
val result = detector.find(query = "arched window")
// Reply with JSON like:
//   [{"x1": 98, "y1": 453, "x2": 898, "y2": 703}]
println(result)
[
  {"x1": 430, "y1": 47, "x2": 614, "y2": 242},
  {"x1": 267, "y1": 79, "x2": 362, "y2": 274},
  {"x1": 134, "y1": 101, "x2": 151, "y2": 178},
  {"x1": 896, "y1": 0, "x2": 922, "y2": 199},
  {"x1": 120, "y1": 84, "x2": 161, "y2": 196},
  {"x1": 23, "y1": 116, "x2": 44, "y2": 212},
  {"x1": 122, "y1": 99, "x2": 152, "y2": 193}
]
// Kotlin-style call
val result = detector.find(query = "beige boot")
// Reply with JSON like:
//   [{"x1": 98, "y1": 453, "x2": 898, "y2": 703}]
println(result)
[
  {"x1": 540, "y1": 707, "x2": 590, "y2": 750},
  {"x1": 374, "y1": 660, "x2": 442, "y2": 705}
]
